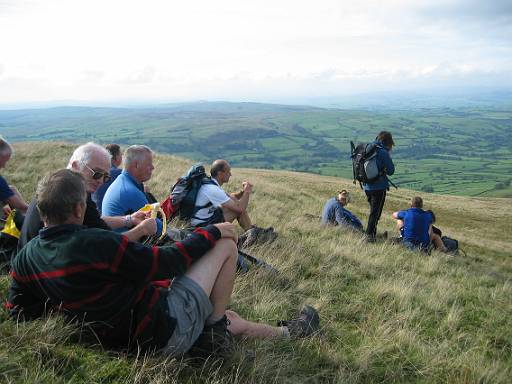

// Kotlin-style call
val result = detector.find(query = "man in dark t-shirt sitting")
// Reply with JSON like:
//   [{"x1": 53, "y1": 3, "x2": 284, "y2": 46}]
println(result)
[
  {"x1": 392, "y1": 196, "x2": 433, "y2": 252},
  {"x1": 17, "y1": 142, "x2": 155, "y2": 252}
]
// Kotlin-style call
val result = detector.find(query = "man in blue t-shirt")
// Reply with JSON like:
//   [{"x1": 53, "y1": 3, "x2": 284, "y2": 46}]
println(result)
[
  {"x1": 0, "y1": 136, "x2": 28, "y2": 214},
  {"x1": 321, "y1": 189, "x2": 363, "y2": 231},
  {"x1": 102, "y1": 145, "x2": 162, "y2": 234},
  {"x1": 392, "y1": 196, "x2": 433, "y2": 252},
  {"x1": 92, "y1": 144, "x2": 123, "y2": 213}
]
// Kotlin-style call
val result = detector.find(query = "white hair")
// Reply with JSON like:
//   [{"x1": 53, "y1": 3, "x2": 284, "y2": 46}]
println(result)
[
  {"x1": 123, "y1": 145, "x2": 153, "y2": 168},
  {"x1": 0, "y1": 135, "x2": 14, "y2": 157},
  {"x1": 67, "y1": 142, "x2": 110, "y2": 170}
]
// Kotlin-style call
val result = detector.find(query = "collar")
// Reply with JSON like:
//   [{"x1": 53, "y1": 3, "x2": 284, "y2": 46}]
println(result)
[
  {"x1": 122, "y1": 170, "x2": 144, "y2": 191},
  {"x1": 39, "y1": 224, "x2": 86, "y2": 240},
  {"x1": 211, "y1": 177, "x2": 221, "y2": 187}
]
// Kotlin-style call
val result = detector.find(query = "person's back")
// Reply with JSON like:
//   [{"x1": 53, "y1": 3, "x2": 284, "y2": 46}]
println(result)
[{"x1": 393, "y1": 197, "x2": 432, "y2": 251}]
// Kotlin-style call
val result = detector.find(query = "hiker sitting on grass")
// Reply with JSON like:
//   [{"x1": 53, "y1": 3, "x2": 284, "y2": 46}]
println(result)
[
  {"x1": 191, "y1": 159, "x2": 256, "y2": 231},
  {"x1": 7, "y1": 169, "x2": 320, "y2": 359},
  {"x1": 425, "y1": 210, "x2": 447, "y2": 252},
  {"x1": 102, "y1": 145, "x2": 163, "y2": 235},
  {"x1": 392, "y1": 196, "x2": 434, "y2": 253},
  {"x1": 17, "y1": 143, "x2": 156, "y2": 252},
  {"x1": 0, "y1": 136, "x2": 28, "y2": 215},
  {"x1": 91, "y1": 143, "x2": 123, "y2": 213},
  {"x1": 321, "y1": 189, "x2": 363, "y2": 231}
]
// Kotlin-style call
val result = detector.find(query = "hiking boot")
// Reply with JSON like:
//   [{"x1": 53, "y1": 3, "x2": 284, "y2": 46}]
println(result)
[
  {"x1": 188, "y1": 315, "x2": 237, "y2": 359},
  {"x1": 278, "y1": 305, "x2": 320, "y2": 338}
]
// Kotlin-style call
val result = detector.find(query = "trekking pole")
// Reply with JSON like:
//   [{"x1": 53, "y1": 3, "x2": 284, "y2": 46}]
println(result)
[{"x1": 238, "y1": 250, "x2": 279, "y2": 274}]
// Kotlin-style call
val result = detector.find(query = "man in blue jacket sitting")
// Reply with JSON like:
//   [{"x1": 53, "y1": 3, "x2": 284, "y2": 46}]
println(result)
[
  {"x1": 321, "y1": 189, "x2": 363, "y2": 231},
  {"x1": 363, "y1": 131, "x2": 395, "y2": 242}
]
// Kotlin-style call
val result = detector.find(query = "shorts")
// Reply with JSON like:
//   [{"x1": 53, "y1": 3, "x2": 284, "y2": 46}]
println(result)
[{"x1": 162, "y1": 275, "x2": 213, "y2": 356}]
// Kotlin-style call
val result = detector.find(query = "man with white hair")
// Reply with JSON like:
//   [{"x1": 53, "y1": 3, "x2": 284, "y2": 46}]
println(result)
[
  {"x1": 17, "y1": 142, "x2": 156, "y2": 251},
  {"x1": 102, "y1": 145, "x2": 163, "y2": 234},
  {"x1": 0, "y1": 136, "x2": 28, "y2": 214}
]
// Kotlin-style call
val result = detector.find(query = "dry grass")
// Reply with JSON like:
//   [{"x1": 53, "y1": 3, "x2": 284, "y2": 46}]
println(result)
[{"x1": 1, "y1": 142, "x2": 511, "y2": 383}]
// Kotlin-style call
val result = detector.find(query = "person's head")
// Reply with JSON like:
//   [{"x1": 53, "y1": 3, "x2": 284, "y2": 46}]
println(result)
[
  {"x1": 210, "y1": 159, "x2": 231, "y2": 185},
  {"x1": 36, "y1": 169, "x2": 87, "y2": 226},
  {"x1": 376, "y1": 131, "x2": 394, "y2": 150},
  {"x1": 67, "y1": 142, "x2": 111, "y2": 193},
  {"x1": 105, "y1": 144, "x2": 122, "y2": 168},
  {"x1": 337, "y1": 189, "x2": 351, "y2": 206},
  {"x1": 123, "y1": 145, "x2": 154, "y2": 183},
  {"x1": 411, "y1": 196, "x2": 423, "y2": 209},
  {"x1": 0, "y1": 136, "x2": 14, "y2": 169}
]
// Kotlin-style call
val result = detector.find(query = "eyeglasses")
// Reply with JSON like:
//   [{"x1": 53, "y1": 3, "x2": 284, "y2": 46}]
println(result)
[{"x1": 83, "y1": 164, "x2": 111, "y2": 183}]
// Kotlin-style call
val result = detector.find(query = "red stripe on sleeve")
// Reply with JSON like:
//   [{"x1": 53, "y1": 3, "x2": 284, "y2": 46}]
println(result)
[
  {"x1": 175, "y1": 242, "x2": 192, "y2": 268},
  {"x1": 61, "y1": 283, "x2": 115, "y2": 310},
  {"x1": 111, "y1": 235, "x2": 129, "y2": 273},
  {"x1": 11, "y1": 262, "x2": 110, "y2": 283},
  {"x1": 146, "y1": 246, "x2": 159, "y2": 281},
  {"x1": 4, "y1": 302, "x2": 14, "y2": 309},
  {"x1": 133, "y1": 289, "x2": 161, "y2": 338},
  {"x1": 194, "y1": 228, "x2": 216, "y2": 247}
]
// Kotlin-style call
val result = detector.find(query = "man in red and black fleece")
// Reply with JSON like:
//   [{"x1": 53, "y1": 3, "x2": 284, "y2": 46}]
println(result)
[{"x1": 7, "y1": 169, "x2": 320, "y2": 358}]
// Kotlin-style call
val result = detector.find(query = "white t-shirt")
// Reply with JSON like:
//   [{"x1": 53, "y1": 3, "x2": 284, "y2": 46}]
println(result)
[{"x1": 191, "y1": 178, "x2": 231, "y2": 226}]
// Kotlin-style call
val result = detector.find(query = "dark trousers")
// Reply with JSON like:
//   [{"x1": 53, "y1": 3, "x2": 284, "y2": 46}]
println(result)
[{"x1": 365, "y1": 189, "x2": 387, "y2": 238}]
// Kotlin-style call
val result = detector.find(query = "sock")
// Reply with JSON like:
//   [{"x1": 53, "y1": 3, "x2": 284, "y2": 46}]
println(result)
[{"x1": 280, "y1": 326, "x2": 290, "y2": 338}]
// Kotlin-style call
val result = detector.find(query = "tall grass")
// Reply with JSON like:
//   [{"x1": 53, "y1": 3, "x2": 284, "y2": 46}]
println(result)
[{"x1": 1, "y1": 142, "x2": 511, "y2": 383}]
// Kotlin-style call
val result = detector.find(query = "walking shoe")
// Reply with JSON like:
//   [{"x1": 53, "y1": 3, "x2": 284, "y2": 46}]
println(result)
[
  {"x1": 277, "y1": 305, "x2": 320, "y2": 338},
  {"x1": 188, "y1": 315, "x2": 237, "y2": 359}
]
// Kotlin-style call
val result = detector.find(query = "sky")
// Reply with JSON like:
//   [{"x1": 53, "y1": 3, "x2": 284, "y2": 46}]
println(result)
[{"x1": 0, "y1": 0, "x2": 511, "y2": 105}]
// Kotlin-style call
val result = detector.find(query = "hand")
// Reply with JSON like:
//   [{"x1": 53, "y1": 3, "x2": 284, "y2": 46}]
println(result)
[
  {"x1": 214, "y1": 222, "x2": 238, "y2": 243},
  {"x1": 242, "y1": 181, "x2": 253, "y2": 193},
  {"x1": 138, "y1": 218, "x2": 157, "y2": 236},
  {"x1": 2, "y1": 205, "x2": 12, "y2": 218},
  {"x1": 131, "y1": 211, "x2": 149, "y2": 226}
]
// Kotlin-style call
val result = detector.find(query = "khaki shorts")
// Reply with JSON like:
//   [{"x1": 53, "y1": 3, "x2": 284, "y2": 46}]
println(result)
[{"x1": 163, "y1": 275, "x2": 213, "y2": 356}]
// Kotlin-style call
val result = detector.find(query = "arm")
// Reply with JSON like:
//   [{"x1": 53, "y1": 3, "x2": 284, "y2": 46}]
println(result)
[
  {"x1": 4, "y1": 184, "x2": 28, "y2": 213},
  {"x1": 102, "y1": 211, "x2": 148, "y2": 229},
  {"x1": 221, "y1": 182, "x2": 252, "y2": 215},
  {"x1": 115, "y1": 224, "x2": 222, "y2": 282},
  {"x1": 383, "y1": 150, "x2": 395, "y2": 176}
]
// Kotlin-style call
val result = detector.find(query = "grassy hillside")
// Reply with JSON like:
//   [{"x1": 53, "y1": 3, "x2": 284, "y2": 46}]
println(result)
[
  {"x1": 1, "y1": 102, "x2": 511, "y2": 197},
  {"x1": 1, "y1": 142, "x2": 511, "y2": 383}
]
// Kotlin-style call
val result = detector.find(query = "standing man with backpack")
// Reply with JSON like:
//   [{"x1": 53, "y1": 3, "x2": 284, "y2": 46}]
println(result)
[{"x1": 362, "y1": 131, "x2": 395, "y2": 242}]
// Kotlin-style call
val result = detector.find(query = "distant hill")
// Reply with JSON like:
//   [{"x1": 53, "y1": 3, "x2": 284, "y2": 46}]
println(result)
[
  {"x1": 1, "y1": 142, "x2": 511, "y2": 383},
  {"x1": 1, "y1": 101, "x2": 511, "y2": 197}
]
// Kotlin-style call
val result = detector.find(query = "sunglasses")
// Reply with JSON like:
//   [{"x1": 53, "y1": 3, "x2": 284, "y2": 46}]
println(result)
[{"x1": 83, "y1": 164, "x2": 111, "y2": 183}]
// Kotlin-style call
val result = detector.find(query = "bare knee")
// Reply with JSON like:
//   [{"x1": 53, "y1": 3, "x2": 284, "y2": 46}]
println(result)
[{"x1": 214, "y1": 238, "x2": 238, "y2": 262}]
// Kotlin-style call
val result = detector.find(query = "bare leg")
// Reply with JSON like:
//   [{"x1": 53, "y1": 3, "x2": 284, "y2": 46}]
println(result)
[
  {"x1": 226, "y1": 310, "x2": 286, "y2": 339},
  {"x1": 431, "y1": 233, "x2": 447, "y2": 252},
  {"x1": 396, "y1": 219, "x2": 404, "y2": 233},
  {"x1": 185, "y1": 238, "x2": 238, "y2": 319},
  {"x1": 222, "y1": 206, "x2": 253, "y2": 231}
]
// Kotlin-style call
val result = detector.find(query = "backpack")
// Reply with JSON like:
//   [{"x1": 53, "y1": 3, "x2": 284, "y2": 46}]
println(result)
[
  {"x1": 350, "y1": 141, "x2": 381, "y2": 184},
  {"x1": 161, "y1": 164, "x2": 215, "y2": 221},
  {"x1": 350, "y1": 141, "x2": 397, "y2": 189},
  {"x1": 442, "y1": 236, "x2": 462, "y2": 255}
]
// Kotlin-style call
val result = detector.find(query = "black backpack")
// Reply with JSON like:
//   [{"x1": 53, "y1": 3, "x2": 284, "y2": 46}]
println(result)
[
  {"x1": 165, "y1": 164, "x2": 215, "y2": 221},
  {"x1": 350, "y1": 142, "x2": 381, "y2": 184},
  {"x1": 442, "y1": 236, "x2": 463, "y2": 255},
  {"x1": 350, "y1": 141, "x2": 397, "y2": 188}
]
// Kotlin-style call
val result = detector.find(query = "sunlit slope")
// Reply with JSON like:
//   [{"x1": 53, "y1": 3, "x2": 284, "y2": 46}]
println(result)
[{"x1": 1, "y1": 142, "x2": 511, "y2": 383}]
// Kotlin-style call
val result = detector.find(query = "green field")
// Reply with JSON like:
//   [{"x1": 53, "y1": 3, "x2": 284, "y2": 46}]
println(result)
[{"x1": 1, "y1": 102, "x2": 511, "y2": 197}]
